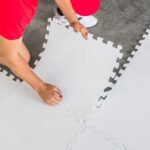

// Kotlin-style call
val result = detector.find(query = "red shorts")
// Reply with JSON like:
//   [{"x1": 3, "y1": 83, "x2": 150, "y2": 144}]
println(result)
[{"x1": 0, "y1": 0, "x2": 38, "y2": 40}]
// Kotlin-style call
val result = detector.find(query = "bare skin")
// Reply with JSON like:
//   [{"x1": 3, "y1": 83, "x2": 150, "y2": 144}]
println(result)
[
  {"x1": 0, "y1": 23, "x2": 88, "y2": 106},
  {"x1": 0, "y1": 35, "x2": 63, "y2": 105},
  {"x1": 55, "y1": 0, "x2": 89, "y2": 39},
  {"x1": 0, "y1": 0, "x2": 88, "y2": 105}
]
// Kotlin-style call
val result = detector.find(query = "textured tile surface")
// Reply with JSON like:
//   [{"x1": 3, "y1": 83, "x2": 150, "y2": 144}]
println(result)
[
  {"x1": 70, "y1": 28, "x2": 150, "y2": 150},
  {"x1": 0, "y1": 18, "x2": 122, "y2": 149},
  {"x1": 0, "y1": 71, "x2": 20, "y2": 101},
  {"x1": 0, "y1": 83, "x2": 80, "y2": 150},
  {"x1": 34, "y1": 19, "x2": 122, "y2": 120}
]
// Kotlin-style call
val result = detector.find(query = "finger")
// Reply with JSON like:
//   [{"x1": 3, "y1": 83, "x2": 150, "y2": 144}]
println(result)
[
  {"x1": 46, "y1": 101, "x2": 57, "y2": 106},
  {"x1": 55, "y1": 91, "x2": 63, "y2": 99},
  {"x1": 82, "y1": 30, "x2": 88, "y2": 39},
  {"x1": 46, "y1": 98, "x2": 60, "y2": 106},
  {"x1": 51, "y1": 96, "x2": 62, "y2": 104},
  {"x1": 53, "y1": 87, "x2": 63, "y2": 97},
  {"x1": 53, "y1": 92, "x2": 63, "y2": 101},
  {"x1": 49, "y1": 92, "x2": 62, "y2": 102},
  {"x1": 84, "y1": 31, "x2": 88, "y2": 39},
  {"x1": 45, "y1": 99, "x2": 56, "y2": 105},
  {"x1": 54, "y1": 90, "x2": 63, "y2": 99},
  {"x1": 81, "y1": 28, "x2": 89, "y2": 39},
  {"x1": 45, "y1": 92, "x2": 61, "y2": 104}
]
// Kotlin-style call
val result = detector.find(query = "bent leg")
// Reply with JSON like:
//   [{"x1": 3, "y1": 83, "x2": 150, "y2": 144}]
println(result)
[
  {"x1": 0, "y1": 35, "x2": 45, "y2": 90},
  {"x1": 0, "y1": 35, "x2": 63, "y2": 105},
  {"x1": 0, "y1": 36, "x2": 30, "y2": 63},
  {"x1": 20, "y1": 42, "x2": 31, "y2": 63}
]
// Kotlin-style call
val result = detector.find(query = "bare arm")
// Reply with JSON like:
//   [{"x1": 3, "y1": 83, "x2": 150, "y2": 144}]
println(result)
[
  {"x1": 55, "y1": 0, "x2": 78, "y2": 24},
  {"x1": 55, "y1": 0, "x2": 89, "y2": 39}
]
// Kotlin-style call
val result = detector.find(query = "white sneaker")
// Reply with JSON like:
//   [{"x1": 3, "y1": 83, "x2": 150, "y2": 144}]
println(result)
[{"x1": 53, "y1": 8, "x2": 98, "y2": 28}]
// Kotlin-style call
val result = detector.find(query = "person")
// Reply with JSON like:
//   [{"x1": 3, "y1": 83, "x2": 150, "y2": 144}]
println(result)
[
  {"x1": 54, "y1": 7, "x2": 98, "y2": 28},
  {"x1": 0, "y1": 0, "x2": 89, "y2": 105}
]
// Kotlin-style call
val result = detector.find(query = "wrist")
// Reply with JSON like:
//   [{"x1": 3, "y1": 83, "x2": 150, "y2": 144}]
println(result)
[{"x1": 70, "y1": 20, "x2": 80, "y2": 27}]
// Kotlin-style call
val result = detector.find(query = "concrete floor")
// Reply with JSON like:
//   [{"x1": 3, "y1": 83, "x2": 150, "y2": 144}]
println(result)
[{"x1": 0, "y1": 0, "x2": 150, "y2": 80}]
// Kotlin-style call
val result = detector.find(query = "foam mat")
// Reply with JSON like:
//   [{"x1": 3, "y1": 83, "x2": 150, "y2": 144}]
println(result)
[
  {"x1": 0, "y1": 18, "x2": 123, "y2": 150},
  {"x1": 34, "y1": 19, "x2": 122, "y2": 120},
  {"x1": 70, "y1": 27, "x2": 150, "y2": 150}
]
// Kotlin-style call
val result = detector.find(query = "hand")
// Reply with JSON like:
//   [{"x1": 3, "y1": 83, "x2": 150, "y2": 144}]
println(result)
[
  {"x1": 70, "y1": 21, "x2": 89, "y2": 40},
  {"x1": 38, "y1": 83, "x2": 63, "y2": 105}
]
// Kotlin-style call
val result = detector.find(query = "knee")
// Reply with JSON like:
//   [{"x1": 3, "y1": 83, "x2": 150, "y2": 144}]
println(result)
[
  {"x1": 18, "y1": 51, "x2": 31, "y2": 64},
  {"x1": 1, "y1": 50, "x2": 19, "y2": 68},
  {"x1": 25, "y1": 52, "x2": 31, "y2": 63},
  {"x1": 21, "y1": 42, "x2": 31, "y2": 63}
]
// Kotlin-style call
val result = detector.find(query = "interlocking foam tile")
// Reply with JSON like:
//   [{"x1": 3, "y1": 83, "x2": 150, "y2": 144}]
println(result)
[
  {"x1": 0, "y1": 82, "x2": 81, "y2": 150},
  {"x1": 34, "y1": 18, "x2": 122, "y2": 120},
  {"x1": 0, "y1": 18, "x2": 122, "y2": 150},
  {"x1": 70, "y1": 28, "x2": 150, "y2": 150},
  {"x1": 0, "y1": 71, "x2": 20, "y2": 101},
  {"x1": 70, "y1": 126, "x2": 126, "y2": 150}
]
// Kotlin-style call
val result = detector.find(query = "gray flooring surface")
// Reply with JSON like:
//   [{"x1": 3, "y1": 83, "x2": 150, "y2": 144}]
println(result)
[{"x1": 0, "y1": 0, "x2": 150, "y2": 80}]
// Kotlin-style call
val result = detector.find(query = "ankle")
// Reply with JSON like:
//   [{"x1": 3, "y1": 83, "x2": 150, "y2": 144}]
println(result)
[{"x1": 34, "y1": 81, "x2": 46, "y2": 93}]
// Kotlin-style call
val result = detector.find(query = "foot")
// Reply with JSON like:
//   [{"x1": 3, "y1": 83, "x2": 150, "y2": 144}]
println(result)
[
  {"x1": 37, "y1": 83, "x2": 63, "y2": 106},
  {"x1": 53, "y1": 8, "x2": 98, "y2": 28}
]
